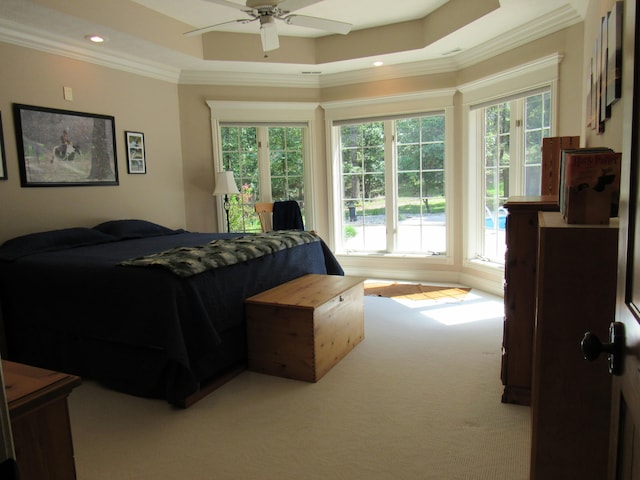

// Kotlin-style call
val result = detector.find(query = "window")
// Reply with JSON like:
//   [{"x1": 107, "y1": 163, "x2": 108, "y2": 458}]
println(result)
[
  {"x1": 220, "y1": 125, "x2": 306, "y2": 233},
  {"x1": 337, "y1": 112, "x2": 447, "y2": 255},
  {"x1": 207, "y1": 101, "x2": 317, "y2": 234},
  {"x1": 476, "y1": 89, "x2": 551, "y2": 263}
]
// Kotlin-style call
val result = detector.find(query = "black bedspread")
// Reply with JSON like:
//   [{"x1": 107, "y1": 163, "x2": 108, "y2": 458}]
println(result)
[{"x1": 0, "y1": 225, "x2": 343, "y2": 404}]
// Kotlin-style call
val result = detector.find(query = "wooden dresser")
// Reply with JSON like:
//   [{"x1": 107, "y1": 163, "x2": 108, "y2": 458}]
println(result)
[
  {"x1": 530, "y1": 212, "x2": 617, "y2": 479},
  {"x1": 501, "y1": 195, "x2": 559, "y2": 405},
  {"x1": 3, "y1": 361, "x2": 81, "y2": 480}
]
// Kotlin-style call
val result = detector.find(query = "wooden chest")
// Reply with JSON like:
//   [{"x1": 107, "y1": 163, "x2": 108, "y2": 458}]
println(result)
[{"x1": 244, "y1": 274, "x2": 365, "y2": 382}]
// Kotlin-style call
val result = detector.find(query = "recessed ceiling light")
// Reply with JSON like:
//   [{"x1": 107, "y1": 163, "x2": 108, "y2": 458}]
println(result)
[
  {"x1": 373, "y1": 61, "x2": 384, "y2": 67},
  {"x1": 85, "y1": 35, "x2": 107, "y2": 43}
]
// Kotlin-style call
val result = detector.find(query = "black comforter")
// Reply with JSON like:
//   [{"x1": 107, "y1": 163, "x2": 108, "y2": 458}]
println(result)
[{"x1": 0, "y1": 221, "x2": 343, "y2": 404}]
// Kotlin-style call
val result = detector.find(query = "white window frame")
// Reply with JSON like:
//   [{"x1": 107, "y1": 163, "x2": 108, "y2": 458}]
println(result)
[
  {"x1": 322, "y1": 89, "x2": 456, "y2": 257},
  {"x1": 460, "y1": 54, "x2": 562, "y2": 271},
  {"x1": 207, "y1": 101, "x2": 318, "y2": 232}
]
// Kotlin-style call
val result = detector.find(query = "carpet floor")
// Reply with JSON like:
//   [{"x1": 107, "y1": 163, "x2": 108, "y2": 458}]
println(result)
[{"x1": 68, "y1": 288, "x2": 530, "y2": 480}]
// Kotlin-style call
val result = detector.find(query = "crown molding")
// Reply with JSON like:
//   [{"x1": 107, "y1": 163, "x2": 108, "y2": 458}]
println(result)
[
  {"x1": 451, "y1": 4, "x2": 581, "y2": 71},
  {"x1": 0, "y1": 20, "x2": 182, "y2": 83},
  {"x1": 179, "y1": 69, "x2": 321, "y2": 87}
]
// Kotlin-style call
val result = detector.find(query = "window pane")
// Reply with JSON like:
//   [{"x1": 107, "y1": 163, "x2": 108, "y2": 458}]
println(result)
[
  {"x1": 398, "y1": 145, "x2": 420, "y2": 171},
  {"x1": 397, "y1": 118, "x2": 420, "y2": 144}
]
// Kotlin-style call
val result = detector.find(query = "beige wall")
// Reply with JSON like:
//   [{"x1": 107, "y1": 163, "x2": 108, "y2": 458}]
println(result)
[{"x1": 0, "y1": 43, "x2": 185, "y2": 243}]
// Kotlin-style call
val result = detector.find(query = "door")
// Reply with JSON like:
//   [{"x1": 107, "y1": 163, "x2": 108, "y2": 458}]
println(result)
[{"x1": 607, "y1": 1, "x2": 640, "y2": 478}]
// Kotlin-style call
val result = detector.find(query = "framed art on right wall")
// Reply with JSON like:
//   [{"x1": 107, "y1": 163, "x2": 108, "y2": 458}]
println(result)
[
  {"x1": 125, "y1": 131, "x2": 146, "y2": 174},
  {"x1": 0, "y1": 112, "x2": 7, "y2": 180}
]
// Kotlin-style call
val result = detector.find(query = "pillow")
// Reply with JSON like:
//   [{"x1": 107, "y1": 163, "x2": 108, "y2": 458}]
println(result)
[
  {"x1": 93, "y1": 219, "x2": 182, "y2": 239},
  {"x1": 0, "y1": 227, "x2": 117, "y2": 260}
]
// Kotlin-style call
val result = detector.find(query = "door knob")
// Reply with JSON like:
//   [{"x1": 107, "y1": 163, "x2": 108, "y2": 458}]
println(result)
[{"x1": 581, "y1": 322, "x2": 625, "y2": 376}]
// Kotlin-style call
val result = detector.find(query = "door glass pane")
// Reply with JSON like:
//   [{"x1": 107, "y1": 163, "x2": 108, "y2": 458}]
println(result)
[
  {"x1": 396, "y1": 114, "x2": 446, "y2": 254},
  {"x1": 269, "y1": 127, "x2": 305, "y2": 217},
  {"x1": 524, "y1": 91, "x2": 551, "y2": 195},
  {"x1": 483, "y1": 103, "x2": 510, "y2": 262},
  {"x1": 340, "y1": 122, "x2": 385, "y2": 252},
  {"x1": 221, "y1": 126, "x2": 259, "y2": 233}
]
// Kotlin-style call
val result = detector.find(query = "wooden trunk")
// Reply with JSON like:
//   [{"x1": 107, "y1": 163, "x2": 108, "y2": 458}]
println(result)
[{"x1": 245, "y1": 274, "x2": 365, "y2": 382}]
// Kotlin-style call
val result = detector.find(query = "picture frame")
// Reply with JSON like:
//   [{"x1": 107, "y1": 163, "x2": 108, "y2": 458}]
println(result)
[
  {"x1": 0, "y1": 112, "x2": 7, "y2": 180},
  {"x1": 13, "y1": 103, "x2": 118, "y2": 187},
  {"x1": 599, "y1": 14, "x2": 610, "y2": 124},
  {"x1": 606, "y1": 1, "x2": 623, "y2": 107},
  {"x1": 125, "y1": 131, "x2": 146, "y2": 174}
]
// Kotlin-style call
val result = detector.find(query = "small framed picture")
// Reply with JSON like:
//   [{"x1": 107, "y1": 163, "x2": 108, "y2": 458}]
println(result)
[
  {"x1": 125, "y1": 131, "x2": 146, "y2": 174},
  {"x1": 0, "y1": 112, "x2": 7, "y2": 180}
]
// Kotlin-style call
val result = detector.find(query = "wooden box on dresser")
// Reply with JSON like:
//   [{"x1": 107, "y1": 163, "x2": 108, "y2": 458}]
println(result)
[
  {"x1": 530, "y1": 211, "x2": 617, "y2": 480},
  {"x1": 501, "y1": 195, "x2": 559, "y2": 405}
]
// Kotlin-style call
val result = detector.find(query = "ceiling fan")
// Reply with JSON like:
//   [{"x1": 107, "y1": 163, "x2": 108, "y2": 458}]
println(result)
[{"x1": 184, "y1": 0, "x2": 352, "y2": 53}]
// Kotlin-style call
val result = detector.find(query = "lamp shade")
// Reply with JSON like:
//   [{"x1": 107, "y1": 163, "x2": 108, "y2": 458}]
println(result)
[{"x1": 212, "y1": 171, "x2": 239, "y2": 196}]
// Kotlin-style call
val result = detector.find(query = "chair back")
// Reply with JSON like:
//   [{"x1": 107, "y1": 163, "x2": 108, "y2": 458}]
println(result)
[
  {"x1": 273, "y1": 200, "x2": 304, "y2": 230},
  {"x1": 255, "y1": 202, "x2": 274, "y2": 232}
]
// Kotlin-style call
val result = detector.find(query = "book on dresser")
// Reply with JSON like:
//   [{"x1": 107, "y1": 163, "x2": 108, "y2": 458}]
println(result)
[{"x1": 559, "y1": 148, "x2": 621, "y2": 224}]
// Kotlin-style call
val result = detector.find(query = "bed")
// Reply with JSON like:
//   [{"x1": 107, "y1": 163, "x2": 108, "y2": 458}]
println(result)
[{"x1": 0, "y1": 220, "x2": 343, "y2": 406}]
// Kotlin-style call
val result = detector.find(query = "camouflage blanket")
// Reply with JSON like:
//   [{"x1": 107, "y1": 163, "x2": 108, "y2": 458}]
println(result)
[{"x1": 120, "y1": 230, "x2": 320, "y2": 277}]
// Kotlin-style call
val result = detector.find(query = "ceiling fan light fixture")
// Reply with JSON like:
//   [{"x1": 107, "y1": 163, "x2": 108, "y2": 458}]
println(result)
[{"x1": 260, "y1": 16, "x2": 279, "y2": 51}]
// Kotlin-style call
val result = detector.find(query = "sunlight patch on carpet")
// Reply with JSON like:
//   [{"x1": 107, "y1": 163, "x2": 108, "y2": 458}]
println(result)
[
  {"x1": 422, "y1": 292, "x2": 505, "y2": 326},
  {"x1": 364, "y1": 281, "x2": 470, "y2": 303}
]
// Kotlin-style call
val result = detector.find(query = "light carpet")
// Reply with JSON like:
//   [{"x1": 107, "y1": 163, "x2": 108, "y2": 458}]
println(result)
[{"x1": 68, "y1": 289, "x2": 530, "y2": 480}]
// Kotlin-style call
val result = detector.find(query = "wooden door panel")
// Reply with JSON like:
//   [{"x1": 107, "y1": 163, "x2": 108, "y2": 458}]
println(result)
[{"x1": 609, "y1": 1, "x2": 640, "y2": 478}]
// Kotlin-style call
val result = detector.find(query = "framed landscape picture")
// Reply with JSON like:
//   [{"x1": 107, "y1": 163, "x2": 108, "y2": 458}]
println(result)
[
  {"x1": 13, "y1": 103, "x2": 118, "y2": 187},
  {"x1": 125, "y1": 131, "x2": 146, "y2": 174}
]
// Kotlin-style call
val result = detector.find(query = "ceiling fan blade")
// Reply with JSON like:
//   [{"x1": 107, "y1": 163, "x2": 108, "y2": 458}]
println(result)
[
  {"x1": 260, "y1": 17, "x2": 280, "y2": 51},
  {"x1": 277, "y1": 0, "x2": 323, "y2": 13},
  {"x1": 284, "y1": 14, "x2": 352, "y2": 35},
  {"x1": 201, "y1": 0, "x2": 251, "y2": 13},
  {"x1": 184, "y1": 18, "x2": 255, "y2": 36}
]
